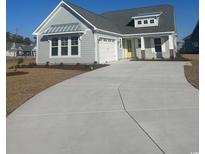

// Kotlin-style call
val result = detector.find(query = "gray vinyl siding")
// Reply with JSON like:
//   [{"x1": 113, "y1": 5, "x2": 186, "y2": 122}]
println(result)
[
  {"x1": 37, "y1": 6, "x2": 95, "y2": 64},
  {"x1": 37, "y1": 30, "x2": 95, "y2": 64}
]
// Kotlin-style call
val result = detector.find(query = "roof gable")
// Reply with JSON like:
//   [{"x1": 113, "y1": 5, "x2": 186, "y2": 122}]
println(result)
[
  {"x1": 33, "y1": 1, "x2": 97, "y2": 35},
  {"x1": 33, "y1": 1, "x2": 175, "y2": 35},
  {"x1": 101, "y1": 4, "x2": 175, "y2": 34}
]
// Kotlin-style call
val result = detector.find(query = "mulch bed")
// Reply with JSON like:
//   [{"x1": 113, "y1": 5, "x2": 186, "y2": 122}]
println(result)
[
  {"x1": 8, "y1": 63, "x2": 109, "y2": 71},
  {"x1": 6, "y1": 71, "x2": 29, "y2": 76},
  {"x1": 130, "y1": 54, "x2": 190, "y2": 62}
]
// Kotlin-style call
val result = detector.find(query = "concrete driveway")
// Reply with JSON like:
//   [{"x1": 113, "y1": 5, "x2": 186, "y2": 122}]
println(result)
[{"x1": 7, "y1": 61, "x2": 199, "y2": 154}]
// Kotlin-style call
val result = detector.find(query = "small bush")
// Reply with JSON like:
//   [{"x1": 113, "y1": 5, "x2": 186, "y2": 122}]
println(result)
[
  {"x1": 76, "y1": 63, "x2": 80, "y2": 66},
  {"x1": 29, "y1": 62, "x2": 37, "y2": 68},
  {"x1": 8, "y1": 66, "x2": 14, "y2": 69},
  {"x1": 45, "y1": 61, "x2": 50, "y2": 67},
  {"x1": 17, "y1": 58, "x2": 24, "y2": 65},
  {"x1": 94, "y1": 61, "x2": 97, "y2": 64},
  {"x1": 90, "y1": 66, "x2": 94, "y2": 70},
  {"x1": 59, "y1": 62, "x2": 64, "y2": 67},
  {"x1": 21, "y1": 64, "x2": 27, "y2": 68}
]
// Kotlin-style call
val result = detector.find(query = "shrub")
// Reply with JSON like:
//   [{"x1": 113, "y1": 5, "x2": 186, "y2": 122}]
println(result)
[
  {"x1": 59, "y1": 62, "x2": 64, "y2": 67},
  {"x1": 28, "y1": 62, "x2": 36, "y2": 68},
  {"x1": 90, "y1": 66, "x2": 94, "y2": 70},
  {"x1": 45, "y1": 61, "x2": 50, "y2": 67},
  {"x1": 17, "y1": 58, "x2": 24, "y2": 65},
  {"x1": 8, "y1": 66, "x2": 14, "y2": 69},
  {"x1": 76, "y1": 63, "x2": 80, "y2": 66},
  {"x1": 94, "y1": 61, "x2": 97, "y2": 64}
]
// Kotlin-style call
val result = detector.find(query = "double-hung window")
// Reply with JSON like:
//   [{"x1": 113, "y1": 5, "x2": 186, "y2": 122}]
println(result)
[
  {"x1": 150, "y1": 19, "x2": 155, "y2": 24},
  {"x1": 51, "y1": 36, "x2": 80, "y2": 57},
  {"x1": 71, "y1": 37, "x2": 79, "y2": 56},
  {"x1": 61, "y1": 37, "x2": 68, "y2": 56},
  {"x1": 138, "y1": 20, "x2": 142, "y2": 25},
  {"x1": 51, "y1": 38, "x2": 58, "y2": 56},
  {"x1": 144, "y1": 20, "x2": 148, "y2": 24}
]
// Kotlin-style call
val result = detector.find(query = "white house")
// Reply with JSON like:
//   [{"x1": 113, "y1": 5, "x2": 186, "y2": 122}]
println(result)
[{"x1": 33, "y1": 1, "x2": 177, "y2": 64}]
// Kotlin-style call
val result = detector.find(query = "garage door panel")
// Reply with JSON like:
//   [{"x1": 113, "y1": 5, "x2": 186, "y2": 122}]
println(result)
[{"x1": 99, "y1": 38, "x2": 117, "y2": 63}]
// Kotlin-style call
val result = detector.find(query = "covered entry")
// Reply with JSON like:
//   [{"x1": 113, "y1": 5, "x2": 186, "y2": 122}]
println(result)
[
  {"x1": 98, "y1": 38, "x2": 117, "y2": 63},
  {"x1": 124, "y1": 39, "x2": 135, "y2": 59}
]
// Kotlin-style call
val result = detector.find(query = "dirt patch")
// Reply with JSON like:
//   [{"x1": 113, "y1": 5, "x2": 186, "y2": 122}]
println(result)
[
  {"x1": 6, "y1": 68, "x2": 86, "y2": 116},
  {"x1": 6, "y1": 71, "x2": 29, "y2": 76},
  {"x1": 182, "y1": 54, "x2": 199, "y2": 89}
]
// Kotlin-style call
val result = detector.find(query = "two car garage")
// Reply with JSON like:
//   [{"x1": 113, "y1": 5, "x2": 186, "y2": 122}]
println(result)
[{"x1": 98, "y1": 38, "x2": 118, "y2": 63}]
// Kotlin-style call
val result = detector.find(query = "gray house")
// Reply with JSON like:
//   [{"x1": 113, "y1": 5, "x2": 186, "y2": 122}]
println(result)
[
  {"x1": 6, "y1": 42, "x2": 36, "y2": 57},
  {"x1": 33, "y1": 1, "x2": 177, "y2": 64}
]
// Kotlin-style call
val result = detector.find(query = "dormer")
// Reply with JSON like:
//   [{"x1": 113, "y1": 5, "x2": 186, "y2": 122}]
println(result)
[{"x1": 132, "y1": 12, "x2": 162, "y2": 28}]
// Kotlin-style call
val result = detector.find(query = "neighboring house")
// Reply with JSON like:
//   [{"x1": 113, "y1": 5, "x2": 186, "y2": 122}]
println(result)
[
  {"x1": 6, "y1": 42, "x2": 15, "y2": 56},
  {"x1": 177, "y1": 41, "x2": 183, "y2": 52},
  {"x1": 22, "y1": 45, "x2": 36, "y2": 56},
  {"x1": 181, "y1": 21, "x2": 199, "y2": 54},
  {"x1": 33, "y1": 1, "x2": 177, "y2": 64},
  {"x1": 6, "y1": 42, "x2": 23, "y2": 57},
  {"x1": 6, "y1": 42, "x2": 36, "y2": 57}
]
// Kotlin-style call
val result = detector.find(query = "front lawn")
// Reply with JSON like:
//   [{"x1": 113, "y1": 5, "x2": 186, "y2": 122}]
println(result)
[{"x1": 6, "y1": 57, "x2": 107, "y2": 115}]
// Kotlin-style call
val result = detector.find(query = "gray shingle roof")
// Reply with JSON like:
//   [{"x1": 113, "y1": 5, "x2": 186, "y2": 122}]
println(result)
[
  {"x1": 43, "y1": 23, "x2": 82, "y2": 34},
  {"x1": 65, "y1": 1, "x2": 175, "y2": 34},
  {"x1": 21, "y1": 45, "x2": 34, "y2": 51},
  {"x1": 133, "y1": 11, "x2": 162, "y2": 17},
  {"x1": 64, "y1": 1, "x2": 122, "y2": 33}
]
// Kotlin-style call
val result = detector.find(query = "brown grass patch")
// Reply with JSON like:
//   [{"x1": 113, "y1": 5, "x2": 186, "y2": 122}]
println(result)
[
  {"x1": 181, "y1": 54, "x2": 199, "y2": 89},
  {"x1": 6, "y1": 68, "x2": 86, "y2": 115},
  {"x1": 6, "y1": 57, "x2": 108, "y2": 116},
  {"x1": 6, "y1": 57, "x2": 92, "y2": 115}
]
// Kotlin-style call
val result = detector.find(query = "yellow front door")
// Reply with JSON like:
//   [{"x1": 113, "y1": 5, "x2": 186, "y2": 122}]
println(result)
[{"x1": 126, "y1": 40, "x2": 134, "y2": 58}]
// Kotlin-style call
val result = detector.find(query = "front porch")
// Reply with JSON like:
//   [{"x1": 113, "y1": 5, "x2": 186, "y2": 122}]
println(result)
[{"x1": 122, "y1": 34, "x2": 177, "y2": 60}]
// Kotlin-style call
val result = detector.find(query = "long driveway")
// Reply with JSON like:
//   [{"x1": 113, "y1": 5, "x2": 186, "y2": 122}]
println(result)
[{"x1": 7, "y1": 61, "x2": 199, "y2": 154}]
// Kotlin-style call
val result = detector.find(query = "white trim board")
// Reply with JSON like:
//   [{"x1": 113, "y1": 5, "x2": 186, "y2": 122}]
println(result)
[
  {"x1": 131, "y1": 12, "x2": 162, "y2": 19},
  {"x1": 43, "y1": 31, "x2": 85, "y2": 36},
  {"x1": 122, "y1": 31, "x2": 176, "y2": 37}
]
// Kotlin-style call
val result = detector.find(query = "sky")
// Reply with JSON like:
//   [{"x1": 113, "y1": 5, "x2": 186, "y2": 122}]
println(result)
[{"x1": 6, "y1": 0, "x2": 199, "y2": 41}]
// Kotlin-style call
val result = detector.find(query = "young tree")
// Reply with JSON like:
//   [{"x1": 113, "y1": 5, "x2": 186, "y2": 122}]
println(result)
[{"x1": 24, "y1": 37, "x2": 32, "y2": 45}]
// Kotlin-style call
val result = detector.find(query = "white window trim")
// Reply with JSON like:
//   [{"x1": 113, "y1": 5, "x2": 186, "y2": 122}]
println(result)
[
  {"x1": 49, "y1": 36, "x2": 81, "y2": 58},
  {"x1": 49, "y1": 37, "x2": 59, "y2": 58},
  {"x1": 61, "y1": 37, "x2": 69, "y2": 57},
  {"x1": 70, "y1": 37, "x2": 81, "y2": 57},
  {"x1": 152, "y1": 37, "x2": 164, "y2": 53},
  {"x1": 135, "y1": 18, "x2": 159, "y2": 28}
]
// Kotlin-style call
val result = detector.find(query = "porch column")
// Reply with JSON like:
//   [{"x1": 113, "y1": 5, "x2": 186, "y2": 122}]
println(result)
[
  {"x1": 169, "y1": 35, "x2": 174, "y2": 50},
  {"x1": 141, "y1": 36, "x2": 145, "y2": 50},
  {"x1": 141, "y1": 36, "x2": 145, "y2": 59},
  {"x1": 169, "y1": 34, "x2": 175, "y2": 58}
]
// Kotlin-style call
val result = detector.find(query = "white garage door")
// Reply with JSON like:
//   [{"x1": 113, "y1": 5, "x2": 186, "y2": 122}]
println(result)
[{"x1": 99, "y1": 38, "x2": 117, "y2": 63}]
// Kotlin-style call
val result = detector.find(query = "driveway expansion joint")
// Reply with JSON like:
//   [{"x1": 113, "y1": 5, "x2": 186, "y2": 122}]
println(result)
[{"x1": 117, "y1": 88, "x2": 166, "y2": 154}]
